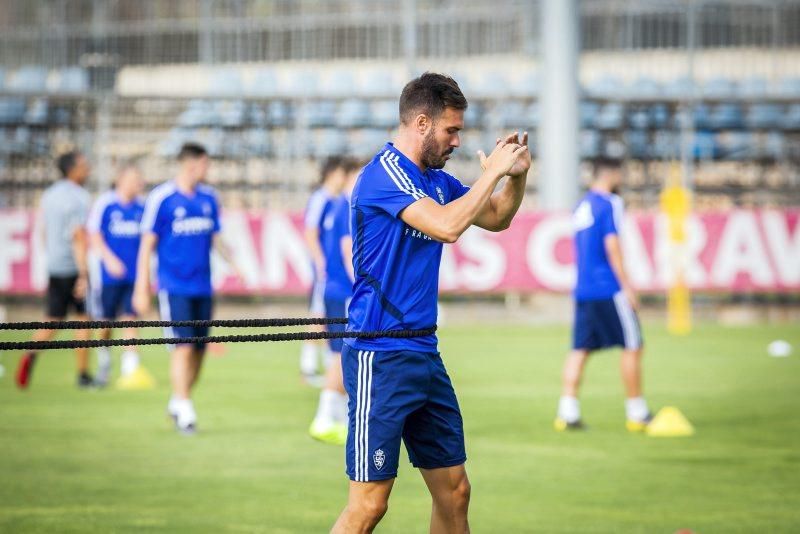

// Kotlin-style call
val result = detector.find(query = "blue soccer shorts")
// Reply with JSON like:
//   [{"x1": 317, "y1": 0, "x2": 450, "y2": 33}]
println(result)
[
  {"x1": 97, "y1": 282, "x2": 136, "y2": 319},
  {"x1": 572, "y1": 291, "x2": 643, "y2": 351},
  {"x1": 342, "y1": 344, "x2": 467, "y2": 482},
  {"x1": 158, "y1": 291, "x2": 214, "y2": 351}
]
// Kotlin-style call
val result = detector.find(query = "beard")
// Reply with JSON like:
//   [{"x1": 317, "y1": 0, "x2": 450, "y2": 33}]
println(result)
[{"x1": 420, "y1": 130, "x2": 453, "y2": 169}]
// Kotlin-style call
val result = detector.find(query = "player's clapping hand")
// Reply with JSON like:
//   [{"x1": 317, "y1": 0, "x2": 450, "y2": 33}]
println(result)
[
  {"x1": 477, "y1": 139, "x2": 527, "y2": 178},
  {"x1": 503, "y1": 131, "x2": 531, "y2": 178}
]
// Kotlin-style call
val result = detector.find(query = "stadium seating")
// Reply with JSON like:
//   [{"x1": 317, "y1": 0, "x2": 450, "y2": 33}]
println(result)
[
  {"x1": 8, "y1": 66, "x2": 48, "y2": 93},
  {"x1": 337, "y1": 99, "x2": 371, "y2": 128},
  {"x1": 1, "y1": 63, "x2": 797, "y2": 208},
  {"x1": 745, "y1": 104, "x2": 782, "y2": 129},
  {"x1": 357, "y1": 70, "x2": 396, "y2": 97},
  {"x1": 0, "y1": 98, "x2": 27, "y2": 124},
  {"x1": 54, "y1": 67, "x2": 89, "y2": 93}
]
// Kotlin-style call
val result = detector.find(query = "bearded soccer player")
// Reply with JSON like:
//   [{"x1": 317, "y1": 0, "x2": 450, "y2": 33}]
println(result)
[
  {"x1": 331, "y1": 73, "x2": 530, "y2": 533},
  {"x1": 554, "y1": 156, "x2": 652, "y2": 432}
]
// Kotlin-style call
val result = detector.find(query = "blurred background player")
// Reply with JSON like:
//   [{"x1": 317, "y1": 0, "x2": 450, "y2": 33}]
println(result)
[
  {"x1": 86, "y1": 162, "x2": 154, "y2": 390},
  {"x1": 555, "y1": 156, "x2": 651, "y2": 432},
  {"x1": 15, "y1": 150, "x2": 94, "y2": 389},
  {"x1": 308, "y1": 157, "x2": 361, "y2": 445},
  {"x1": 133, "y1": 142, "x2": 239, "y2": 434},
  {"x1": 299, "y1": 157, "x2": 348, "y2": 386}
]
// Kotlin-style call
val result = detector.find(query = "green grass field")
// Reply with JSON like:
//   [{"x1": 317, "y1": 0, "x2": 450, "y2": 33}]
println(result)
[{"x1": 1, "y1": 322, "x2": 798, "y2": 533}]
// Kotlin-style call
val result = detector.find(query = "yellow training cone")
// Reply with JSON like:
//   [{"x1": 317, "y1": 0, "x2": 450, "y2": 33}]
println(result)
[
  {"x1": 646, "y1": 406, "x2": 695, "y2": 437},
  {"x1": 115, "y1": 366, "x2": 157, "y2": 391}
]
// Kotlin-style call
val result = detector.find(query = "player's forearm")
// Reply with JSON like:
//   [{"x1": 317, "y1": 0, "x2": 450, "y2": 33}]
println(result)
[
  {"x1": 341, "y1": 236, "x2": 354, "y2": 282},
  {"x1": 606, "y1": 237, "x2": 632, "y2": 290},
  {"x1": 91, "y1": 233, "x2": 120, "y2": 266},
  {"x1": 213, "y1": 234, "x2": 236, "y2": 266},
  {"x1": 134, "y1": 236, "x2": 155, "y2": 293},
  {"x1": 72, "y1": 229, "x2": 89, "y2": 275},
  {"x1": 304, "y1": 229, "x2": 326, "y2": 268},
  {"x1": 480, "y1": 172, "x2": 527, "y2": 231},
  {"x1": 435, "y1": 168, "x2": 506, "y2": 241}
]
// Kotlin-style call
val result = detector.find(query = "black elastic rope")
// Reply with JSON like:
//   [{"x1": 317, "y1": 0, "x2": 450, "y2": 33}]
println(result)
[
  {"x1": 0, "y1": 326, "x2": 437, "y2": 351},
  {"x1": 0, "y1": 317, "x2": 347, "y2": 331}
]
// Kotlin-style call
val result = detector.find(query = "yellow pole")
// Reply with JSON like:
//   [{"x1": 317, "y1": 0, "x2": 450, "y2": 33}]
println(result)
[{"x1": 660, "y1": 162, "x2": 692, "y2": 335}]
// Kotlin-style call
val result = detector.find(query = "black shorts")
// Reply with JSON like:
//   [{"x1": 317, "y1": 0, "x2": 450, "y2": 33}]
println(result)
[{"x1": 46, "y1": 275, "x2": 86, "y2": 319}]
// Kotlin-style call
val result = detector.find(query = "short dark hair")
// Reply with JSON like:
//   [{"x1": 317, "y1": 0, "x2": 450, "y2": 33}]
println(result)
[
  {"x1": 592, "y1": 155, "x2": 624, "y2": 174},
  {"x1": 56, "y1": 150, "x2": 81, "y2": 178},
  {"x1": 399, "y1": 72, "x2": 468, "y2": 125},
  {"x1": 318, "y1": 156, "x2": 346, "y2": 185},
  {"x1": 342, "y1": 157, "x2": 364, "y2": 174},
  {"x1": 177, "y1": 142, "x2": 208, "y2": 161}
]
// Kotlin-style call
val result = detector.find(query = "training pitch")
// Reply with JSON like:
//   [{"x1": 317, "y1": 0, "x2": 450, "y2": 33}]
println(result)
[{"x1": 1, "y1": 323, "x2": 798, "y2": 533}]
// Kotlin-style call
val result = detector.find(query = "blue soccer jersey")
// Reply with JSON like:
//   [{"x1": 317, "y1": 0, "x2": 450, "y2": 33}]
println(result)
[
  {"x1": 322, "y1": 194, "x2": 353, "y2": 302},
  {"x1": 140, "y1": 181, "x2": 221, "y2": 296},
  {"x1": 346, "y1": 143, "x2": 470, "y2": 352},
  {"x1": 573, "y1": 190, "x2": 624, "y2": 301},
  {"x1": 87, "y1": 191, "x2": 144, "y2": 285}
]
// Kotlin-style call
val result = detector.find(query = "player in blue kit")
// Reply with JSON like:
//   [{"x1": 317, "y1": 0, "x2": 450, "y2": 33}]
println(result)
[
  {"x1": 331, "y1": 73, "x2": 530, "y2": 534},
  {"x1": 554, "y1": 156, "x2": 652, "y2": 433},
  {"x1": 87, "y1": 163, "x2": 154, "y2": 389},
  {"x1": 133, "y1": 143, "x2": 240, "y2": 435},
  {"x1": 308, "y1": 158, "x2": 362, "y2": 445},
  {"x1": 300, "y1": 158, "x2": 348, "y2": 385}
]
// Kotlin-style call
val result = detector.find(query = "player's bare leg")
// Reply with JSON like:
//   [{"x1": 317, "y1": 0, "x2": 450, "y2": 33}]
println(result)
[
  {"x1": 621, "y1": 348, "x2": 651, "y2": 430},
  {"x1": 420, "y1": 464, "x2": 471, "y2": 534},
  {"x1": 561, "y1": 349, "x2": 589, "y2": 397},
  {"x1": 555, "y1": 349, "x2": 589, "y2": 429},
  {"x1": 300, "y1": 325, "x2": 326, "y2": 386},
  {"x1": 15, "y1": 322, "x2": 58, "y2": 388},
  {"x1": 74, "y1": 327, "x2": 91, "y2": 374},
  {"x1": 188, "y1": 348, "x2": 205, "y2": 389},
  {"x1": 331, "y1": 479, "x2": 394, "y2": 534},
  {"x1": 170, "y1": 345, "x2": 193, "y2": 399},
  {"x1": 96, "y1": 327, "x2": 113, "y2": 386},
  {"x1": 620, "y1": 348, "x2": 643, "y2": 398}
]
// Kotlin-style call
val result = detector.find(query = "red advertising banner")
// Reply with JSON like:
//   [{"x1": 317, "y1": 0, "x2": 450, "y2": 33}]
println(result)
[{"x1": 1, "y1": 209, "x2": 798, "y2": 295}]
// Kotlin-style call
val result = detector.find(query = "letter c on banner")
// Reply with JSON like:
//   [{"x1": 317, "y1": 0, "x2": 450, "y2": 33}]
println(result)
[{"x1": 526, "y1": 214, "x2": 575, "y2": 291}]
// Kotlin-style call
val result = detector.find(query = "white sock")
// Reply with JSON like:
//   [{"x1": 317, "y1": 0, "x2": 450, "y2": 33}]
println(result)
[
  {"x1": 120, "y1": 351, "x2": 140, "y2": 376},
  {"x1": 174, "y1": 398, "x2": 196, "y2": 427},
  {"x1": 558, "y1": 396, "x2": 581, "y2": 423},
  {"x1": 97, "y1": 347, "x2": 111, "y2": 376},
  {"x1": 168, "y1": 395, "x2": 180, "y2": 416},
  {"x1": 300, "y1": 342, "x2": 319, "y2": 375},
  {"x1": 314, "y1": 389, "x2": 341, "y2": 425},
  {"x1": 625, "y1": 397, "x2": 650, "y2": 422}
]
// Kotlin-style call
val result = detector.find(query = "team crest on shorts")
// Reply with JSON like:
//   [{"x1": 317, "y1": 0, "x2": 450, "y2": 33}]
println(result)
[{"x1": 373, "y1": 449, "x2": 385, "y2": 470}]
